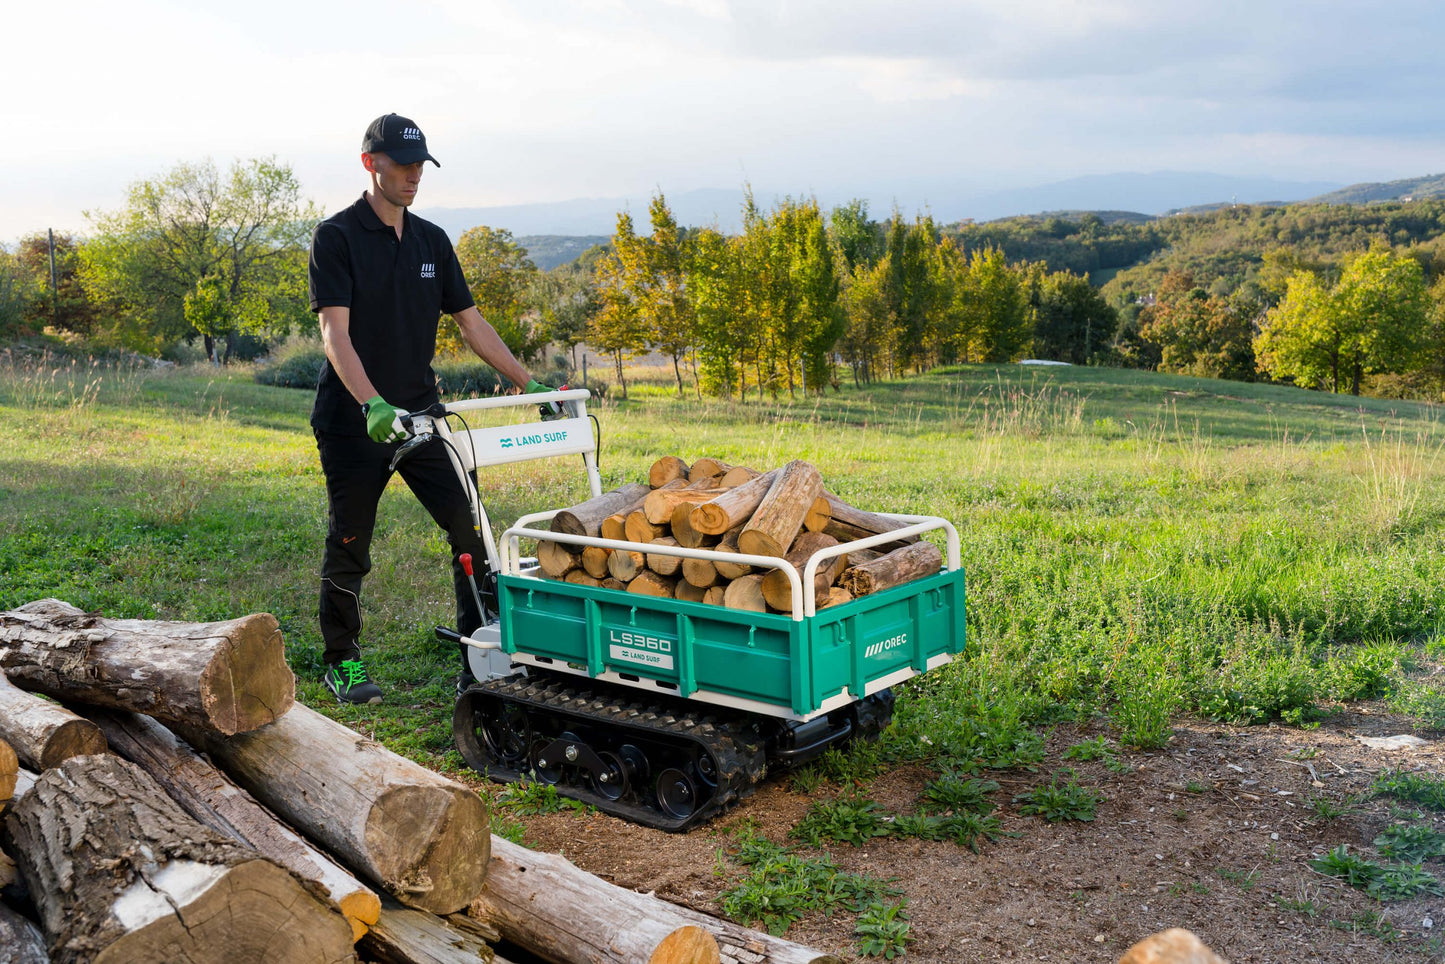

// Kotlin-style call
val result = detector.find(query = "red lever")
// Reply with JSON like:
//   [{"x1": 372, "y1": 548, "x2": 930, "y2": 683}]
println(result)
[{"x1": 459, "y1": 553, "x2": 474, "y2": 576}]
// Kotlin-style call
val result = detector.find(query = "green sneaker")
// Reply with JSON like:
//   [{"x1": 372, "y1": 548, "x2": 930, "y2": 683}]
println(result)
[{"x1": 323, "y1": 659, "x2": 383, "y2": 705}]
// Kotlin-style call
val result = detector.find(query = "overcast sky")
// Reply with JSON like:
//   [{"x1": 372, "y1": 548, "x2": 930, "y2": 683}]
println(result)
[{"x1": 7, "y1": 0, "x2": 1443, "y2": 241}]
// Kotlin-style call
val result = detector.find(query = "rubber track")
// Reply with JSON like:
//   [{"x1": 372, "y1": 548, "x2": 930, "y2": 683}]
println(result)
[{"x1": 468, "y1": 672, "x2": 770, "y2": 831}]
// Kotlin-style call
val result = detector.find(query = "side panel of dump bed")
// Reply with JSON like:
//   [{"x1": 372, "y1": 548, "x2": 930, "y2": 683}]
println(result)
[{"x1": 497, "y1": 567, "x2": 966, "y2": 720}]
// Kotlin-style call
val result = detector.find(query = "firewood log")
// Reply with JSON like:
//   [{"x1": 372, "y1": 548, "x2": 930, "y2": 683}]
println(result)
[
  {"x1": 359, "y1": 898, "x2": 512, "y2": 964},
  {"x1": 627, "y1": 572, "x2": 677, "y2": 598},
  {"x1": 822, "y1": 493, "x2": 919, "y2": 549},
  {"x1": 839, "y1": 542, "x2": 943, "y2": 597},
  {"x1": 624, "y1": 510, "x2": 664, "y2": 544},
  {"x1": 5, "y1": 755, "x2": 355, "y2": 964},
  {"x1": 712, "y1": 528, "x2": 752, "y2": 580},
  {"x1": 600, "y1": 578, "x2": 627, "y2": 592},
  {"x1": 645, "y1": 536, "x2": 683, "y2": 577},
  {"x1": 0, "y1": 736, "x2": 14, "y2": 802},
  {"x1": 600, "y1": 513, "x2": 628, "y2": 541},
  {"x1": 717, "y1": 465, "x2": 759, "y2": 488},
  {"x1": 581, "y1": 545, "x2": 612, "y2": 579},
  {"x1": 738, "y1": 460, "x2": 825, "y2": 558},
  {"x1": 681, "y1": 555, "x2": 719, "y2": 589},
  {"x1": 670, "y1": 502, "x2": 717, "y2": 550},
  {"x1": 0, "y1": 668, "x2": 106, "y2": 770},
  {"x1": 0, "y1": 899, "x2": 46, "y2": 964},
  {"x1": 803, "y1": 496, "x2": 831, "y2": 533},
  {"x1": 83, "y1": 708, "x2": 381, "y2": 943},
  {"x1": 819, "y1": 586, "x2": 854, "y2": 609},
  {"x1": 549, "y1": 484, "x2": 652, "y2": 537},
  {"x1": 723, "y1": 574, "x2": 768, "y2": 612},
  {"x1": 476, "y1": 836, "x2": 840, "y2": 964},
  {"x1": 689, "y1": 457, "x2": 733, "y2": 478},
  {"x1": 537, "y1": 540, "x2": 581, "y2": 578},
  {"x1": 564, "y1": 571, "x2": 603, "y2": 587},
  {"x1": 685, "y1": 473, "x2": 720, "y2": 490},
  {"x1": 702, "y1": 586, "x2": 727, "y2": 606},
  {"x1": 760, "y1": 532, "x2": 843, "y2": 614},
  {"x1": 0, "y1": 599, "x2": 293, "y2": 736},
  {"x1": 644, "y1": 487, "x2": 725, "y2": 526},
  {"x1": 675, "y1": 580, "x2": 708, "y2": 604},
  {"x1": 688, "y1": 470, "x2": 779, "y2": 536},
  {"x1": 175, "y1": 704, "x2": 490, "y2": 915},
  {"x1": 607, "y1": 550, "x2": 646, "y2": 583},
  {"x1": 647, "y1": 456, "x2": 689, "y2": 488}
]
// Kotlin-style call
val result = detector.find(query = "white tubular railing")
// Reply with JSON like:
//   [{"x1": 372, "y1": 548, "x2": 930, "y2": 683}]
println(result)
[
  {"x1": 443, "y1": 389, "x2": 592, "y2": 414},
  {"x1": 500, "y1": 512, "x2": 960, "y2": 621}
]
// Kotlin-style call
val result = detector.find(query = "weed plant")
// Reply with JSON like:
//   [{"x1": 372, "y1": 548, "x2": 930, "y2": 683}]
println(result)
[
  {"x1": 1374, "y1": 823, "x2": 1445, "y2": 862},
  {"x1": 1372, "y1": 770, "x2": 1445, "y2": 811},
  {"x1": 1013, "y1": 773, "x2": 1104, "y2": 822},
  {"x1": 789, "y1": 795, "x2": 892, "y2": 848}
]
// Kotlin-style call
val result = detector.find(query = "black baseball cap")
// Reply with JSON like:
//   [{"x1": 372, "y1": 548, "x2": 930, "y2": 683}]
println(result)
[{"x1": 362, "y1": 113, "x2": 440, "y2": 167}]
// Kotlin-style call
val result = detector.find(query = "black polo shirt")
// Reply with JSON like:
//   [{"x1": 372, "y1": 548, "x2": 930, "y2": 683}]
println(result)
[{"x1": 308, "y1": 194, "x2": 474, "y2": 434}]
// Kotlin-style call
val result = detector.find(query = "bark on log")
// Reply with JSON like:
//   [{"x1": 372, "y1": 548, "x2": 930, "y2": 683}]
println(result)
[
  {"x1": 549, "y1": 484, "x2": 653, "y2": 538},
  {"x1": 581, "y1": 545, "x2": 612, "y2": 579},
  {"x1": 474, "y1": 837, "x2": 840, "y2": 964},
  {"x1": 607, "y1": 550, "x2": 646, "y2": 583},
  {"x1": 627, "y1": 572, "x2": 677, "y2": 598},
  {"x1": 0, "y1": 737, "x2": 14, "y2": 803},
  {"x1": 821, "y1": 494, "x2": 918, "y2": 549},
  {"x1": 760, "y1": 533, "x2": 843, "y2": 614},
  {"x1": 537, "y1": 540, "x2": 581, "y2": 579},
  {"x1": 624, "y1": 510, "x2": 664, "y2": 544},
  {"x1": 688, "y1": 470, "x2": 779, "y2": 536},
  {"x1": 839, "y1": 542, "x2": 943, "y2": 597},
  {"x1": 359, "y1": 899, "x2": 511, "y2": 964},
  {"x1": 600, "y1": 578, "x2": 627, "y2": 592},
  {"x1": 6, "y1": 755, "x2": 355, "y2": 964},
  {"x1": 176, "y1": 703, "x2": 490, "y2": 915},
  {"x1": 82, "y1": 708, "x2": 381, "y2": 943},
  {"x1": 0, "y1": 669, "x2": 106, "y2": 771},
  {"x1": 645, "y1": 537, "x2": 683, "y2": 577},
  {"x1": 712, "y1": 529, "x2": 752, "y2": 581},
  {"x1": 722, "y1": 575, "x2": 768, "y2": 613},
  {"x1": 0, "y1": 900, "x2": 47, "y2": 964},
  {"x1": 648, "y1": 456, "x2": 689, "y2": 488},
  {"x1": 0, "y1": 599, "x2": 292, "y2": 737},
  {"x1": 645, "y1": 487, "x2": 725, "y2": 526},
  {"x1": 738, "y1": 461, "x2": 825, "y2": 558}
]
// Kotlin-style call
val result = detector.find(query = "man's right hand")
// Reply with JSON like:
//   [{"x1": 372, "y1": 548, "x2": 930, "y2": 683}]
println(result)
[{"x1": 362, "y1": 396, "x2": 408, "y2": 443}]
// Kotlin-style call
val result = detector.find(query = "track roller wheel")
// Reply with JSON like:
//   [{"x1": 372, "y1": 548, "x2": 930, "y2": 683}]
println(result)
[
  {"x1": 531, "y1": 739, "x2": 562, "y2": 785},
  {"x1": 590, "y1": 751, "x2": 628, "y2": 801},
  {"x1": 655, "y1": 767, "x2": 698, "y2": 820}
]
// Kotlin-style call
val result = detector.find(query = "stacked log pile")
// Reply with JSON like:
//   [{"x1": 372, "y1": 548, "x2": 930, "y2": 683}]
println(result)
[
  {"x1": 0, "y1": 598, "x2": 836, "y2": 964},
  {"x1": 536, "y1": 457, "x2": 942, "y2": 614}
]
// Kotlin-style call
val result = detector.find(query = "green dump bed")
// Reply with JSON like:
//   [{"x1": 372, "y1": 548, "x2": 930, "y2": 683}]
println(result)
[{"x1": 497, "y1": 540, "x2": 965, "y2": 721}]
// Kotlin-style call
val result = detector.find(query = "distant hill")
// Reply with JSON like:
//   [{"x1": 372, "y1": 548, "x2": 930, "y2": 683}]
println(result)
[
  {"x1": 1306, "y1": 173, "x2": 1445, "y2": 204},
  {"x1": 958, "y1": 172, "x2": 1342, "y2": 222},
  {"x1": 516, "y1": 235, "x2": 609, "y2": 271},
  {"x1": 426, "y1": 188, "x2": 750, "y2": 240}
]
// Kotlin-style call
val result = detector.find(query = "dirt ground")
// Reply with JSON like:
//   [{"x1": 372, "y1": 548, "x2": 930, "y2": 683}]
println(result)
[{"x1": 510, "y1": 705, "x2": 1445, "y2": 963}]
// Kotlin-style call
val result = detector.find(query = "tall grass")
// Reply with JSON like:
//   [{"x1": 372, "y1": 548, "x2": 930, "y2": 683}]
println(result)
[{"x1": 1, "y1": 358, "x2": 1442, "y2": 769}]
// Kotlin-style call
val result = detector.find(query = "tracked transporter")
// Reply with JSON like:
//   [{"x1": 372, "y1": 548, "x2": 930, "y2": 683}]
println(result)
[{"x1": 406, "y1": 389, "x2": 965, "y2": 831}]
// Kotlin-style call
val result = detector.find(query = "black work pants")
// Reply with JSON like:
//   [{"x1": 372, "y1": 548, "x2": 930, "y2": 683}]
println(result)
[{"x1": 315, "y1": 429, "x2": 485, "y2": 668}]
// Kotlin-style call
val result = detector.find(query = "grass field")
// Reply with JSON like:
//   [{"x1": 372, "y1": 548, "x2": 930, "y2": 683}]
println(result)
[{"x1": 2, "y1": 352, "x2": 1443, "y2": 783}]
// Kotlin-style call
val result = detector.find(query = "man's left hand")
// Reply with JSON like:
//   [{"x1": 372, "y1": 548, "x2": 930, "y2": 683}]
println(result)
[{"x1": 526, "y1": 379, "x2": 564, "y2": 420}]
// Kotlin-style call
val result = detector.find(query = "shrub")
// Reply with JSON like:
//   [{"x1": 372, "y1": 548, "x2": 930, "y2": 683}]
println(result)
[
  {"x1": 254, "y1": 337, "x2": 325, "y2": 389},
  {"x1": 433, "y1": 357, "x2": 503, "y2": 397}
]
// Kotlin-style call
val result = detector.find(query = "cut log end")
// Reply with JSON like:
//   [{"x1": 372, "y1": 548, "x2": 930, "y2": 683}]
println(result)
[
  {"x1": 368, "y1": 784, "x2": 491, "y2": 915},
  {"x1": 197, "y1": 613, "x2": 296, "y2": 736},
  {"x1": 649, "y1": 925, "x2": 721, "y2": 964}
]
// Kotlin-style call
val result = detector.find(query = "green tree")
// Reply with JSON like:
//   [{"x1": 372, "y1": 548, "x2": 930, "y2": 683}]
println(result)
[
  {"x1": 80, "y1": 157, "x2": 318, "y2": 360},
  {"x1": 881, "y1": 213, "x2": 940, "y2": 372},
  {"x1": 1139, "y1": 271, "x2": 1254, "y2": 380},
  {"x1": 1255, "y1": 244, "x2": 1429, "y2": 395},
  {"x1": 839, "y1": 258, "x2": 894, "y2": 385},
  {"x1": 1029, "y1": 268, "x2": 1119, "y2": 365},
  {"x1": 640, "y1": 194, "x2": 696, "y2": 396},
  {"x1": 0, "y1": 248, "x2": 37, "y2": 339},
  {"x1": 689, "y1": 228, "x2": 752, "y2": 399},
  {"x1": 528, "y1": 249, "x2": 601, "y2": 371},
  {"x1": 830, "y1": 199, "x2": 883, "y2": 271},
  {"x1": 956, "y1": 246, "x2": 1030, "y2": 363},
  {"x1": 16, "y1": 232, "x2": 97, "y2": 336},
  {"x1": 454, "y1": 225, "x2": 543, "y2": 361},
  {"x1": 588, "y1": 212, "x2": 649, "y2": 399}
]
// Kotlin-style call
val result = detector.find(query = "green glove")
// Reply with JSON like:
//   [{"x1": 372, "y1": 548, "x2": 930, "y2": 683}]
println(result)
[
  {"x1": 525, "y1": 379, "x2": 563, "y2": 420},
  {"x1": 362, "y1": 395, "x2": 408, "y2": 443}
]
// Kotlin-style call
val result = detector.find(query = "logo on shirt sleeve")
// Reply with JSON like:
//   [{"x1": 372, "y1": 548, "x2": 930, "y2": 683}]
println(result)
[{"x1": 420, "y1": 263, "x2": 435, "y2": 279}]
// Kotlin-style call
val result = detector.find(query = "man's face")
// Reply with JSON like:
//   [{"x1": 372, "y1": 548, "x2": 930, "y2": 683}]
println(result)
[{"x1": 365, "y1": 152, "x2": 425, "y2": 208}]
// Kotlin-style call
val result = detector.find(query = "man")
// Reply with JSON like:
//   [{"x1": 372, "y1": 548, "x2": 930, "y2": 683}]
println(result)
[{"x1": 308, "y1": 112, "x2": 546, "y2": 704}]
